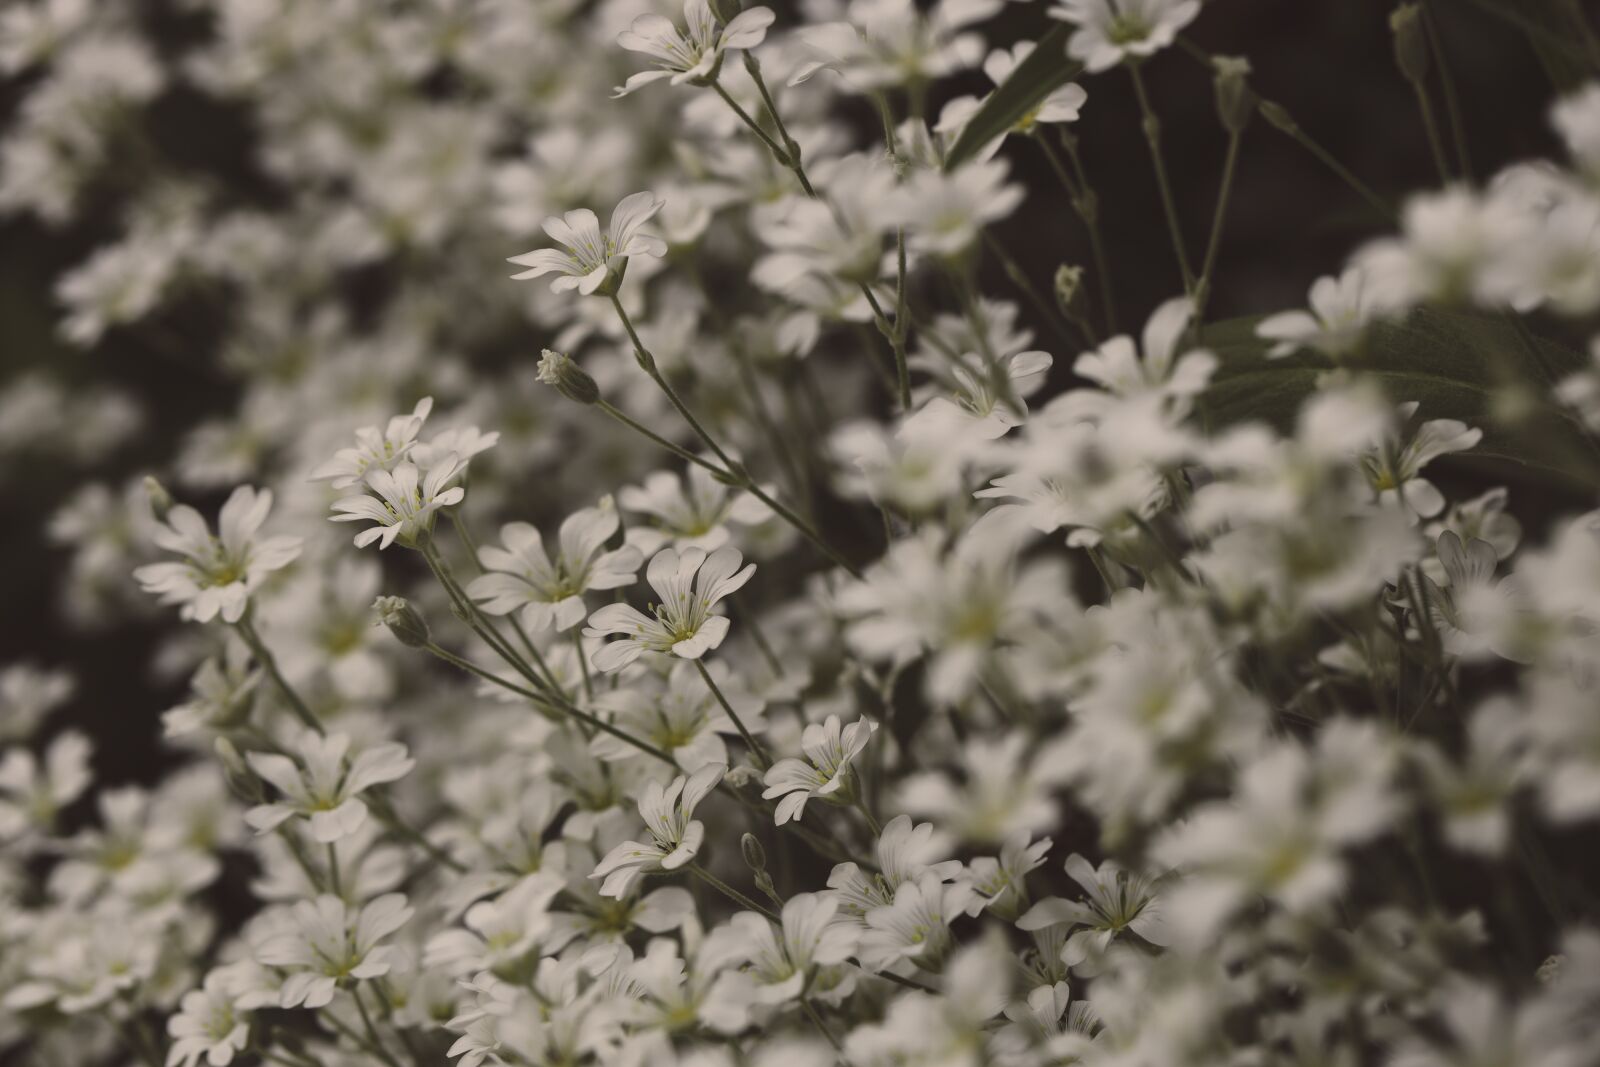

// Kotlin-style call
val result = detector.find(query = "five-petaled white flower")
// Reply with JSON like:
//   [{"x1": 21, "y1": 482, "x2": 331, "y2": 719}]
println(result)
[
  {"x1": 309, "y1": 397, "x2": 434, "y2": 489},
  {"x1": 257, "y1": 893, "x2": 413, "y2": 1009},
  {"x1": 1256, "y1": 267, "x2": 1380, "y2": 360},
  {"x1": 508, "y1": 192, "x2": 667, "y2": 295},
  {"x1": 165, "y1": 966, "x2": 257, "y2": 1067},
  {"x1": 591, "y1": 763, "x2": 726, "y2": 897},
  {"x1": 761, "y1": 714, "x2": 878, "y2": 824},
  {"x1": 1050, "y1": 0, "x2": 1201, "y2": 73},
  {"x1": 1016, "y1": 853, "x2": 1171, "y2": 973},
  {"x1": 466, "y1": 499, "x2": 642, "y2": 632},
  {"x1": 584, "y1": 545, "x2": 756, "y2": 672},
  {"x1": 244, "y1": 730, "x2": 415, "y2": 843},
  {"x1": 135, "y1": 486, "x2": 301, "y2": 624},
  {"x1": 330, "y1": 455, "x2": 466, "y2": 549},
  {"x1": 614, "y1": 0, "x2": 776, "y2": 97},
  {"x1": 725, "y1": 892, "x2": 859, "y2": 1004}
]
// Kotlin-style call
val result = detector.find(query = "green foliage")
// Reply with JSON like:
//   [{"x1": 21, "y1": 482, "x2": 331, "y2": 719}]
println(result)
[{"x1": 943, "y1": 24, "x2": 1078, "y2": 171}]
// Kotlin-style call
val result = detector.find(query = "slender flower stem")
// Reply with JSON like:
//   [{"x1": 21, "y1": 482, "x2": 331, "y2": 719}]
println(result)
[
  {"x1": 734, "y1": 591, "x2": 786, "y2": 677},
  {"x1": 423, "y1": 640, "x2": 678, "y2": 765},
  {"x1": 801, "y1": 997, "x2": 843, "y2": 1051},
  {"x1": 326, "y1": 843, "x2": 342, "y2": 898},
  {"x1": 596, "y1": 398, "x2": 723, "y2": 473},
  {"x1": 1193, "y1": 126, "x2": 1244, "y2": 323},
  {"x1": 235, "y1": 617, "x2": 324, "y2": 735},
  {"x1": 573, "y1": 629, "x2": 594, "y2": 703},
  {"x1": 1128, "y1": 62, "x2": 1195, "y2": 293},
  {"x1": 1259, "y1": 100, "x2": 1398, "y2": 223},
  {"x1": 695, "y1": 659, "x2": 771, "y2": 768},
  {"x1": 691, "y1": 862, "x2": 779, "y2": 919},
  {"x1": 352, "y1": 988, "x2": 405, "y2": 1067},
  {"x1": 1057, "y1": 130, "x2": 1118, "y2": 334},
  {"x1": 607, "y1": 294, "x2": 863, "y2": 578},
  {"x1": 1410, "y1": 77, "x2": 1454, "y2": 184},
  {"x1": 1421, "y1": 0, "x2": 1472, "y2": 179},
  {"x1": 981, "y1": 229, "x2": 1082, "y2": 346}
]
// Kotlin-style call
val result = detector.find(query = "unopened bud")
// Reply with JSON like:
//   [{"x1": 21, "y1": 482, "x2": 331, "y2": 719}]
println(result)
[
  {"x1": 214, "y1": 737, "x2": 261, "y2": 803},
  {"x1": 1211, "y1": 55, "x2": 1255, "y2": 135},
  {"x1": 144, "y1": 476, "x2": 174, "y2": 522},
  {"x1": 1054, "y1": 264, "x2": 1086, "y2": 320},
  {"x1": 537, "y1": 349, "x2": 600, "y2": 406},
  {"x1": 374, "y1": 596, "x2": 431, "y2": 649},
  {"x1": 740, "y1": 832, "x2": 768, "y2": 874},
  {"x1": 1390, "y1": 4, "x2": 1429, "y2": 85},
  {"x1": 1259, "y1": 100, "x2": 1297, "y2": 135}
]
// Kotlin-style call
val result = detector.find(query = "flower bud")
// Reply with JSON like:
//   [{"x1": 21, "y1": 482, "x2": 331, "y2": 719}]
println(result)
[
  {"x1": 1211, "y1": 55, "x2": 1255, "y2": 135},
  {"x1": 1390, "y1": 4, "x2": 1429, "y2": 85},
  {"x1": 1258, "y1": 100, "x2": 1297, "y2": 135},
  {"x1": 144, "y1": 475, "x2": 174, "y2": 522},
  {"x1": 537, "y1": 349, "x2": 600, "y2": 406},
  {"x1": 1054, "y1": 264, "x2": 1086, "y2": 320},
  {"x1": 214, "y1": 737, "x2": 262, "y2": 803},
  {"x1": 374, "y1": 595, "x2": 431, "y2": 649},
  {"x1": 740, "y1": 832, "x2": 768, "y2": 874}
]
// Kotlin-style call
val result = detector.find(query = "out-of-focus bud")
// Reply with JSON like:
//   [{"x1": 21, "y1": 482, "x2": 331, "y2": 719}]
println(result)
[
  {"x1": 1212, "y1": 55, "x2": 1255, "y2": 135},
  {"x1": 537, "y1": 349, "x2": 601, "y2": 406},
  {"x1": 1259, "y1": 100, "x2": 1297, "y2": 135},
  {"x1": 1054, "y1": 264, "x2": 1086, "y2": 320},
  {"x1": 740, "y1": 832, "x2": 768, "y2": 875},
  {"x1": 215, "y1": 737, "x2": 262, "y2": 803},
  {"x1": 144, "y1": 475, "x2": 174, "y2": 522},
  {"x1": 374, "y1": 595, "x2": 431, "y2": 649},
  {"x1": 1390, "y1": 4, "x2": 1429, "y2": 85}
]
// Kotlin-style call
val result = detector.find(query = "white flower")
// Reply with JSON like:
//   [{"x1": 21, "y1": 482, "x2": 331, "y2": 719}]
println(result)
[
  {"x1": 614, "y1": 0, "x2": 775, "y2": 96},
  {"x1": 165, "y1": 967, "x2": 254, "y2": 1067},
  {"x1": 591, "y1": 763, "x2": 726, "y2": 897},
  {"x1": 1256, "y1": 267, "x2": 1380, "y2": 359},
  {"x1": 591, "y1": 659, "x2": 766, "y2": 771},
  {"x1": 620, "y1": 467, "x2": 773, "y2": 555},
  {"x1": 761, "y1": 714, "x2": 877, "y2": 824},
  {"x1": 1358, "y1": 404, "x2": 1482, "y2": 519},
  {"x1": 584, "y1": 545, "x2": 755, "y2": 671},
  {"x1": 1073, "y1": 296, "x2": 1216, "y2": 399},
  {"x1": 135, "y1": 486, "x2": 301, "y2": 624},
  {"x1": 244, "y1": 730, "x2": 415, "y2": 844},
  {"x1": 937, "y1": 44, "x2": 1088, "y2": 155},
  {"x1": 466, "y1": 501, "x2": 641, "y2": 632},
  {"x1": 257, "y1": 893, "x2": 413, "y2": 1009},
  {"x1": 508, "y1": 191, "x2": 667, "y2": 295},
  {"x1": 424, "y1": 872, "x2": 568, "y2": 976},
  {"x1": 858, "y1": 871, "x2": 972, "y2": 972},
  {"x1": 828, "y1": 814, "x2": 963, "y2": 922},
  {"x1": 1016, "y1": 854, "x2": 1171, "y2": 973},
  {"x1": 330, "y1": 455, "x2": 467, "y2": 549},
  {"x1": 309, "y1": 397, "x2": 434, "y2": 489},
  {"x1": 1050, "y1": 0, "x2": 1201, "y2": 73},
  {"x1": 897, "y1": 159, "x2": 1024, "y2": 259},
  {"x1": 0, "y1": 731, "x2": 92, "y2": 843},
  {"x1": 724, "y1": 892, "x2": 858, "y2": 1003},
  {"x1": 790, "y1": 0, "x2": 1001, "y2": 92}
]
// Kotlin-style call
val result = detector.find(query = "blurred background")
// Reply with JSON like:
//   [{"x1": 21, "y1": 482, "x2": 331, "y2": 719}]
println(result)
[{"x1": 1, "y1": 0, "x2": 1593, "y2": 790}]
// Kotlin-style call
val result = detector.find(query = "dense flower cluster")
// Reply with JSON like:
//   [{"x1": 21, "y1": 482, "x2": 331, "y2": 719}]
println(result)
[{"x1": 5, "y1": 2, "x2": 1600, "y2": 1067}]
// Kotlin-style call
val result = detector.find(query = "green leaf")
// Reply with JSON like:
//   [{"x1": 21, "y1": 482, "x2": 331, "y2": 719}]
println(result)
[
  {"x1": 1196, "y1": 306, "x2": 1598, "y2": 488},
  {"x1": 943, "y1": 24, "x2": 1078, "y2": 172},
  {"x1": 1457, "y1": 0, "x2": 1599, "y2": 89}
]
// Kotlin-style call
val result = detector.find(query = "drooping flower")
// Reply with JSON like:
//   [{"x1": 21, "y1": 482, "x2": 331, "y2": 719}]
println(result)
[
  {"x1": 243, "y1": 730, "x2": 415, "y2": 844},
  {"x1": 584, "y1": 545, "x2": 755, "y2": 671},
  {"x1": 508, "y1": 192, "x2": 666, "y2": 295},
  {"x1": 591, "y1": 763, "x2": 726, "y2": 897},
  {"x1": 466, "y1": 500, "x2": 641, "y2": 632},
  {"x1": 134, "y1": 486, "x2": 301, "y2": 624},
  {"x1": 613, "y1": 0, "x2": 775, "y2": 97}
]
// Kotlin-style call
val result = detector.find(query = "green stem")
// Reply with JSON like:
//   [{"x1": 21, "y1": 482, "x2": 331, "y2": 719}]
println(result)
[
  {"x1": 326, "y1": 842, "x2": 342, "y2": 898},
  {"x1": 1058, "y1": 131, "x2": 1118, "y2": 334},
  {"x1": 1422, "y1": 0, "x2": 1473, "y2": 179},
  {"x1": 801, "y1": 997, "x2": 843, "y2": 1051},
  {"x1": 573, "y1": 629, "x2": 594, "y2": 703},
  {"x1": 1260, "y1": 101, "x2": 1398, "y2": 223},
  {"x1": 692, "y1": 863, "x2": 779, "y2": 920},
  {"x1": 235, "y1": 617, "x2": 324, "y2": 735},
  {"x1": 352, "y1": 987, "x2": 405, "y2": 1067},
  {"x1": 695, "y1": 659, "x2": 771, "y2": 768},
  {"x1": 1128, "y1": 63, "x2": 1195, "y2": 293},
  {"x1": 1194, "y1": 126, "x2": 1243, "y2": 323},
  {"x1": 1410, "y1": 77, "x2": 1454, "y2": 184},
  {"x1": 597, "y1": 398, "x2": 724, "y2": 474}
]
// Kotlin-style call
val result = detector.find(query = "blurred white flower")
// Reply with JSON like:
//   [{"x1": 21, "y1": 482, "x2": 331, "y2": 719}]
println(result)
[
  {"x1": 257, "y1": 893, "x2": 413, "y2": 1008},
  {"x1": 508, "y1": 191, "x2": 667, "y2": 295},
  {"x1": 135, "y1": 486, "x2": 301, "y2": 624},
  {"x1": 244, "y1": 730, "x2": 415, "y2": 843},
  {"x1": 584, "y1": 545, "x2": 755, "y2": 670}
]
